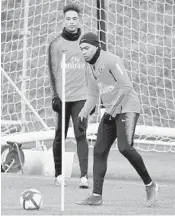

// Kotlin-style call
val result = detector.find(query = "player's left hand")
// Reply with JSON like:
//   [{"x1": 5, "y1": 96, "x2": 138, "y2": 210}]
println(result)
[
  {"x1": 77, "y1": 117, "x2": 87, "y2": 132},
  {"x1": 52, "y1": 97, "x2": 62, "y2": 113},
  {"x1": 103, "y1": 113, "x2": 115, "y2": 124}
]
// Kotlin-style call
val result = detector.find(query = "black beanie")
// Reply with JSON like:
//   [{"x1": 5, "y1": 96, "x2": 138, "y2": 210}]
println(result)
[{"x1": 79, "y1": 32, "x2": 99, "y2": 47}]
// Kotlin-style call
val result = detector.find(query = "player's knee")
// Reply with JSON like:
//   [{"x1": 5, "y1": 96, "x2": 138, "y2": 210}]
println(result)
[{"x1": 118, "y1": 145, "x2": 132, "y2": 157}]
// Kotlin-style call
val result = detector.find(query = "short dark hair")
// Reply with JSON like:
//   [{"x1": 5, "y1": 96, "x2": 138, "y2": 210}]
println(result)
[{"x1": 63, "y1": 2, "x2": 81, "y2": 15}]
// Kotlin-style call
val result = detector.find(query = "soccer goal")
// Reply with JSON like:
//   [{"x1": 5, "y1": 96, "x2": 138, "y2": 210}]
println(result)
[{"x1": 1, "y1": 0, "x2": 175, "y2": 153}]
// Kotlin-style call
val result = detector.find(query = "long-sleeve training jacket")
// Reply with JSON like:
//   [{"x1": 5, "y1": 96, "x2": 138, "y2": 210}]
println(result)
[
  {"x1": 79, "y1": 50, "x2": 141, "y2": 118},
  {"x1": 48, "y1": 34, "x2": 87, "y2": 102}
]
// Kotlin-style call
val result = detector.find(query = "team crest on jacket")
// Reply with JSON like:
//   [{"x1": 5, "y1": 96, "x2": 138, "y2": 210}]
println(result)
[{"x1": 98, "y1": 65, "x2": 105, "y2": 74}]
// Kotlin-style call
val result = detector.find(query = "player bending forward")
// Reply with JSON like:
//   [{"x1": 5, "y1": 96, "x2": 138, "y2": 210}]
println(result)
[{"x1": 76, "y1": 32, "x2": 159, "y2": 207}]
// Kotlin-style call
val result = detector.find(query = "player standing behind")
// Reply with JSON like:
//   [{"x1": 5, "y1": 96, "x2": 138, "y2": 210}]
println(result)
[
  {"x1": 76, "y1": 32, "x2": 159, "y2": 206},
  {"x1": 48, "y1": 3, "x2": 89, "y2": 188}
]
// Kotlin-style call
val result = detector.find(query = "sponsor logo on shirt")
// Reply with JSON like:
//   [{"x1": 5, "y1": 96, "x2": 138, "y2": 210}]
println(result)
[
  {"x1": 65, "y1": 57, "x2": 85, "y2": 70},
  {"x1": 98, "y1": 65, "x2": 105, "y2": 73},
  {"x1": 97, "y1": 82, "x2": 114, "y2": 94}
]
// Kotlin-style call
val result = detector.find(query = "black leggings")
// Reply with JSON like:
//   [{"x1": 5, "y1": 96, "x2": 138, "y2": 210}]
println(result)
[
  {"x1": 53, "y1": 100, "x2": 89, "y2": 177},
  {"x1": 93, "y1": 112, "x2": 152, "y2": 195}
]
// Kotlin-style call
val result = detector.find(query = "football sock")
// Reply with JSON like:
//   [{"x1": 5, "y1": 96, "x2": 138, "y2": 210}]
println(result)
[
  {"x1": 93, "y1": 193, "x2": 101, "y2": 196},
  {"x1": 145, "y1": 181, "x2": 153, "y2": 186}
]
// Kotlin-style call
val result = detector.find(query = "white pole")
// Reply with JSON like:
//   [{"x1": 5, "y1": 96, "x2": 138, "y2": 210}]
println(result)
[
  {"x1": 21, "y1": 0, "x2": 29, "y2": 132},
  {"x1": 61, "y1": 52, "x2": 66, "y2": 212}
]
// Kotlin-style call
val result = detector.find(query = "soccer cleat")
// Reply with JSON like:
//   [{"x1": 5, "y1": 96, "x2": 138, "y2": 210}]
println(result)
[
  {"x1": 79, "y1": 176, "x2": 89, "y2": 189},
  {"x1": 55, "y1": 175, "x2": 66, "y2": 187},
  {"x1": 75, "y1": 194, "x2": 103, "y2": 206},
  {"x1": 146, "y1": 182, "x2": 159, "y2": 207}
]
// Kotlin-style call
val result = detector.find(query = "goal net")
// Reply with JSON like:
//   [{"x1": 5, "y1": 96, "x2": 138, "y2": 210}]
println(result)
[{"x1": 1, "y1": 0, "x2": 175, "y2": 152}]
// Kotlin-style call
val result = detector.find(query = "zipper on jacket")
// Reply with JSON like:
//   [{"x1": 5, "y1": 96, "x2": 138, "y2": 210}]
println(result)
[
  {"x1": 91, "y1": 65, "x2": 97, "y2": 80},
  {"x1": 109, "y1": 70, "x2": 117, "y2": 82}
]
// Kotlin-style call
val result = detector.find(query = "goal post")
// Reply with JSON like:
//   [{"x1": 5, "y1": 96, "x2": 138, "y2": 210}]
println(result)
[
  {"x1": 21, "y1": 0, "x2": 29, "y2": 133},
  {"x1": 1, "y1": 0, "x2": 175, "y2": 153},
  {"x1": 97, "y1": 0, "x2": 107, "y2": 51}
]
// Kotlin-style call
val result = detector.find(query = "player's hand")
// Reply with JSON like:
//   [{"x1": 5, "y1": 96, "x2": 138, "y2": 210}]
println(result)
[
  {"x1": 77, "y1": 117, "x2": 87, "y2": 132},
  {"x1": 52, "y1": 97, "x2": 62, "y2": 113},
  {"x1": 103, "y1": 113, "x2": 115, "y2": 125}
]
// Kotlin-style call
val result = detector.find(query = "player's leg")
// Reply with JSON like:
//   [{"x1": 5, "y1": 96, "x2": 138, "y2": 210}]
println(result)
[
  {"x1": 71, "y1": 100, "x2": 89, "y2": 188},
  {"x1": 116, "y1": 112, "x2": 159, "y2": 207},
  {"x1": 53, "y1": 102, "x2": 71, "y2": 180},
  {"x1": 92, "y1": 115, "x2": 116, "y2": 196},
  {"x1": 76, "y1": 114, "x2": 117, "y2": 205}
]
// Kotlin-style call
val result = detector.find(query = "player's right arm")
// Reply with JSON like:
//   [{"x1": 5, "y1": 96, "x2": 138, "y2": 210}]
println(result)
[
  {"x1": 48, "y1": 39, "x2": 59, "y2": 98},
  {"x1": 48, "y1": 38, "x2": 62, "y2": 112},
  {"x1": 107, "y1": 55, "x2": 132, "y2": 117},
  {"x1": 79, "y1": 67, "x2": 99, "y2": 119}
]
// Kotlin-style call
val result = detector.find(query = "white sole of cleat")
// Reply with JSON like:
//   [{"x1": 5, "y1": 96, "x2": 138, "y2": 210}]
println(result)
[{"x1": 147, "y1": 183, "x2": 159, "y2": 207}]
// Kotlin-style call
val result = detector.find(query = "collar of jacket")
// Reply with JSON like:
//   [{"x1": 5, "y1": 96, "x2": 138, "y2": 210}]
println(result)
[
  {"x1": 61, "y1": 27, "x2": 81, "y2": 41},
  {"x1": 88, "y1": 46, "x2": 101, "y2": 65}
]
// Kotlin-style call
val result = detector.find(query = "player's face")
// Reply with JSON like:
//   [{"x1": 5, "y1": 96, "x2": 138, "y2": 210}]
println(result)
[
  {"x1": 64, "y1": 10, "x2": 80, "y2": 33},
  {"x1": 79, "y1": 43, "x2": 98, "y2": 62}
]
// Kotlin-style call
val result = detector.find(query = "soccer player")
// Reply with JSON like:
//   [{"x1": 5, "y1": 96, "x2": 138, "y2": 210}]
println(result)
[
  {"x1": 76, "y1": 32, "x2": 159, "y2": 206},
  {"x1": 48, "y1": 3, "x2": 89, "y2": 188}
]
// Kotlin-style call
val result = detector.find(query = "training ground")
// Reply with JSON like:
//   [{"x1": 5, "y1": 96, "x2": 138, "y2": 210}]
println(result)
[{"x1": 1, "y1": 140, "x2": 175, "y2": 215}]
